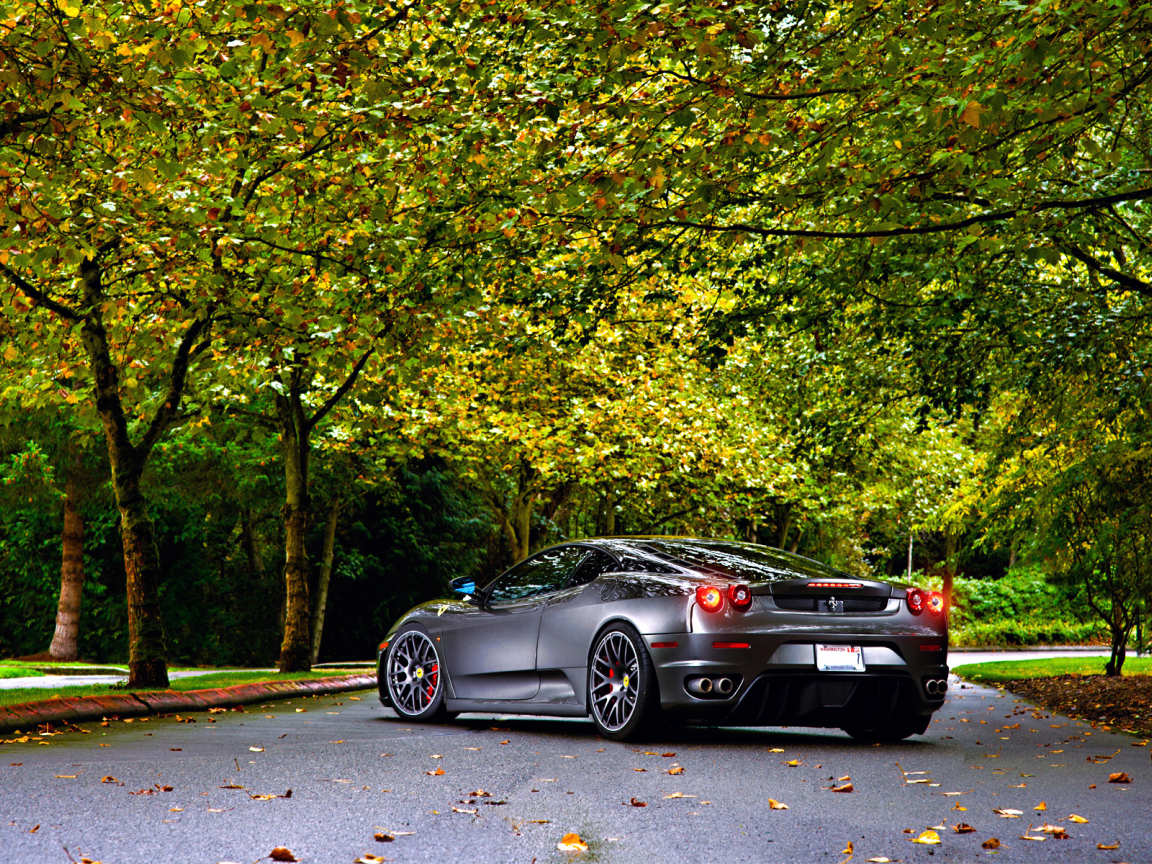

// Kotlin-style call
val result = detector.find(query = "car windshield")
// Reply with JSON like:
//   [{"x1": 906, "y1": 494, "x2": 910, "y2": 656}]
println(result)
[{"x1": 637, "y1": 539, "x2": 845, "y2": 584}]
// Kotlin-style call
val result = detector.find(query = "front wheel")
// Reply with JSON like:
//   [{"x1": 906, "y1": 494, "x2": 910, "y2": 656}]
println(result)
[
  {"x1": 385, "y1": 626, "x2": 451, "y2": 723},
  {"x1": 588, "y1": 622, "x2": 663, "y2": 741}
]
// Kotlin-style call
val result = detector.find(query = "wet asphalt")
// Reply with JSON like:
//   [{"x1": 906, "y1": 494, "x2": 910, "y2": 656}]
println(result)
[{"x1": 1, "y1": 676, "x2": 1149, "y2": 864}]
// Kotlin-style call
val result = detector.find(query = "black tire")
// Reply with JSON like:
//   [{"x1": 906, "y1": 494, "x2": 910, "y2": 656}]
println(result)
[
  {"x1": 587, "y1": 621, "x2": 664, "y2": 741},
  {"x1": 383, "y1": 625, "x2": 452, "y2": 723},
  {"x1": 842, "y1": 714, "x2": 930, "y2": 743}
]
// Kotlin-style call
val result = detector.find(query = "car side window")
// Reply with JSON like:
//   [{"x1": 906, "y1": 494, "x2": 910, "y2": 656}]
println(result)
[
  {"x1": 486, "y1": 546, "x2": 589, "y2": 603},
  {"x1": 568, "y1": 550, "x2": 618, "y2": 587}
]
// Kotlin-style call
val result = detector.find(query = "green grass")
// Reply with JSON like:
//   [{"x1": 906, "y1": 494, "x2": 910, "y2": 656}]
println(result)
[
  {"x1": 0, "y1": 667, "x2": 45, "y2": 680},
  {"x1": 953, "y1": 656, "x2": 1152, "y2": 684},
  {"x1": 0, "y1": 668, "x2": 373, "y2": 708}
]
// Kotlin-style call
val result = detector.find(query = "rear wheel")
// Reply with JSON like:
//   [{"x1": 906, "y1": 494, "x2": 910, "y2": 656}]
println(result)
[
  {"x1": 588, "y1": 622, "x2": 663, "y2": 741},
  {"x1": 385, "y1": 626, "x2": 451, "y2": 723}
]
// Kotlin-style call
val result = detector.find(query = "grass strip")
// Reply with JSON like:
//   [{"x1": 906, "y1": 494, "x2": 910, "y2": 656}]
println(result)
[
  {"x1": 953, "y1": 656, "x2": 1152, "y2": 684},
  {"x1": 0, "y1": 669, "x2": 372, "y2": 708}
]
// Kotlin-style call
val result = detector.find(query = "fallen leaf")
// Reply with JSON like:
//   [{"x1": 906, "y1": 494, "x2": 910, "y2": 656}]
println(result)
[
  {"x1": 837, "y1": 775, "x2": 850, "y2": 782},
  {"x1": 993, "y1": 808, "x2": 1023, "y2": 818},
  {"x1": 667, "y1": 766, "x2": 684, "y2": 775},
  {"x1": 29, "y1": 825, "x2": 39, "y2": 834},
  {"x1": 662, "y1": 752, "x2": 676, "y2": 757},
  {"x1": 784, "y1": 759, "x2": 802, "y2": 767},
  {"x1": 465, "y1": 747, "x2": 481, "y2": 751},
  {"x1": 500, "y1": 740, "x2": 510, "y2": 745},
  {"x1": 452, "y1": 806, "x2": 477, "y2": 814},
  {"x1": 830, "y1": 783, "x2": 854, "y2": 793},
  {"x1": 425, "y1": 768, "x2": 444, "y2": 776},
  {"x1": 219, "y1": 784, "x2": 244, "y2": 790},
  {"x1": 354, "y1": 856, "x2": 387, "y2": 864},
  {"x1": 1020, "y1": 832, "x2": 1046, "y2": 841},
  {"x1": 910, "y1": 830, "x2": 940, "y2": 844},
  {"x1": 1108, "y1": 772, "x2": 1132, "y2": 783},
  {"x1": 768, "y1": 748, "x2": 784, "y2": 753},
  {"x1": 633, "y1": 768, "x2": 647, "y2": 772},
  {"x1": 768, "y1": 799, "x2": 789, "y2": 810},
  {"x1": 629, "y1": 797, "x2": 647, "y2": 807},
  {"x1": 951, "y1": 803, "x2": 967, "y2": 811},
  {"x1": 981, "y1": 838, "x2": 1001, "y2": 849},
  {"x1": 55, "y1": 774, "x2": 78, "y2": 779},
  {"x1": 101, "y1": 776, "x2": 119, "y2": 784},
  {"x1": 843, "y1": 841, "x2": 854, "y2": 855},
  {"x1": 1067, "y1": 814, "x2": 1089, "y2": 823},
  {"x1": 1097, "y1": 842, "x2": 1120, "y2": 850},
  {"x1": 664, "y1": 792, "x2": 696, "y2": 799},
  {"x1": 430, "y1": 754, "x2": 442, "y2": 759},
  {"x1": 954, "y1": 822, "x2": 975, "y2": 833},
  {"x1": 557, "y1": 832, "x2": 588, "y2": 852},
  {"x1": 1038, "y1": 823, "x2": 1069, "y2": 838},
  {"x1": 470, "y1": 789, "x2": 491, "y2": 797},
  {"x1": 250, "y1": 746, "x2": 264, "y2": 753},
  {"x1": 374, "y1": 833, "x2": 394, "y2": 842},
  {"x1": 865, "y1": 859, "x2": 891, "y2": 863},
  {"x1": 268, "y1": 848, "x2": 298, "y2": 862},
  {"x1": 1034, "y1": 801, "x2": 1046, "y2": 810}
]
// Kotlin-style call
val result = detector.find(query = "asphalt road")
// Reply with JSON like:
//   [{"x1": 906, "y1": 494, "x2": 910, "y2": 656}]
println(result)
[{"x1": 1, "y1": 681, "x2": 1148, "y2": 864}]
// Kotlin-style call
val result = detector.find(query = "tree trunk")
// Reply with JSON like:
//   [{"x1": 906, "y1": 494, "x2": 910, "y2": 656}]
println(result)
[
  {"x1": 310, "y1": 501, "x2": 340, "y2": 666},
  {"x1": 241, "y1": 508, "x2": 265, "y2": 580},
  {"x1": 604, "y1": 487, "x2": 616, "y2": 535},
  {"x1": 48, "y1": 455, "x2": 85, "y2": 661},
  {"x1": 277, "y1": 394, "x2": 312, "y2": 673},
  {"x1": 942, "y1": 529, "x2": 959, "y2": 617},
  {"x1": 776, "y1": 503, "x2": 792, "y2": 549}
]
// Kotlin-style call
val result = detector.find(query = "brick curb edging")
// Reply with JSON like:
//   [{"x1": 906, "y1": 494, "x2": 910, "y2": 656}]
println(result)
[{"x1": 0, "y1": 673, "x2": 377, "y2": 734}]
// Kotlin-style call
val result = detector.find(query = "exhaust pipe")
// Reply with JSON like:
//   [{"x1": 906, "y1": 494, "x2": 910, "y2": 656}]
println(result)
[
  {"x1": 687, "y1": 677, "x2": 714, "y2": 695},
  {"x1": 926, "y1": 680, "x2": 937, "y2": 695},
  {"x1": 925, "y1": 679, "x2": 948, "y2": 696},
  {"x1": 715, "y1": 677, "x2": 734, "y2": 696},
  {"x1": 936, "y1": 678, "x2": 948, "y2": 694}
]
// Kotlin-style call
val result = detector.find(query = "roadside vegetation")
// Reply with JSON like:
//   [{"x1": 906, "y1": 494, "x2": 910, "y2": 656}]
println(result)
[
  {"x1": 0, "y1": 669, "x2": 372, "y2": 709},
  {"x1": 2, "y1": 0, "x2": 1150, "y2": 680}
]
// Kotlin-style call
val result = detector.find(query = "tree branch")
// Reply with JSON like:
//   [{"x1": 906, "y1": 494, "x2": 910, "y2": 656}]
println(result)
[
  {"x1": 304, "y1": 344, "x2": 375, "y2": 434},
  {"x1": 1058, "y1": 240, "x2": 1152, "y2": 297},
  {"x1": 646, "y1": 187, "x2": 1152, "y2": 240},
  {"x1": 0, "y1": 262, "x2": 81, "y2": 321},
  {"x1": 138, "y1": 313, "x2": 214, "y2": 457}
]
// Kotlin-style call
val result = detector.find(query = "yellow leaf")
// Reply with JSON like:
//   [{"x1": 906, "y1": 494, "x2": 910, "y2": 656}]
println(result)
[
  {"x1": 910, "y1": 830, "x2": 940, "y2": 845},
  {"x1": 1068, "y1": 814, "x2": 1089, "y2": 823},
  {"x1": 557, "y1": 832, "x2": 588, "y2": 852},
  {"x1": 768, "y1": 799, "x2": 788, "y2": 810},
  {"x1": 1097, "y1": 843, "x2": 1120, "y2": 850},
  {"x1": 1034, "y1": 801, "x2": 1046, "y2": 810}
]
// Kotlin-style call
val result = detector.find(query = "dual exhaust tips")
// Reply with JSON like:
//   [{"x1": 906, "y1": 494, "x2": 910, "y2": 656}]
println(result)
[
  {"x1": 925, "y1": 678, "x2": 949, "y2": 696},
  {"x1": 687, "y1": 676, "x2": 735, "y2": 697}
]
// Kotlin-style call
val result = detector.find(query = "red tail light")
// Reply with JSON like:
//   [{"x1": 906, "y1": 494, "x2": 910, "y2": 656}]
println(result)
[
  {"x1": 696, "y1": 585, "x2": 724, "y2": 612},
  {"x1": 906, "y1": 588, "x2": 927, "y2": 614},
  {"x1": 727, "y1": 584, "x2": 752, "y2": 611},
  {"x1": 927, "y1": 591, "x2": 945, "y2": 616}
]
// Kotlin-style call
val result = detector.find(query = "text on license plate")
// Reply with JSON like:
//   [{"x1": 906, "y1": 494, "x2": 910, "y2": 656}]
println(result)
[{"x1": 815, "y1": 644, "x2": 865, "y2": 672}]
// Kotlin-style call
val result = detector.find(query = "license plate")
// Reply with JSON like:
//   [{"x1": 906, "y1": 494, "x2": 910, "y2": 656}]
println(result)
[{"x1": 816, "y1": 644, "x2": 865, "y2": 672}]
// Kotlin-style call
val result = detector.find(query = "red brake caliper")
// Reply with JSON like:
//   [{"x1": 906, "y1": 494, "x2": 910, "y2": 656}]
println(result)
[{"x1": 427, "y1": 663, "x2": 439, "y2": 698}]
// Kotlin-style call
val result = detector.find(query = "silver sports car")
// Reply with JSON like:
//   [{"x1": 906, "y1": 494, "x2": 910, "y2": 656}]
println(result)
[{"x1": 376, "y1": 537, "x2": 949, "y2": 742}]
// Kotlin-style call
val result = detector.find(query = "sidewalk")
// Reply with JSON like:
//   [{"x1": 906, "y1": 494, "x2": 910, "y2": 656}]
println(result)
[
  {"x1": 949, "y1": 646, "x2": 1130, "y2": 667},
  {"x1": 0, "y1": 673, "x2": 377, "y2": 735}
]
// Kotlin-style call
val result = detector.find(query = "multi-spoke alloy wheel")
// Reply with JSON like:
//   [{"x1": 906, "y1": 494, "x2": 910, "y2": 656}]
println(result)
[
  {"x1": 588, "y1": 623, "x2": 661, "y2": 740},
  {"x1": 386, "y1": 629, "x2": 446, "y2": 720}
]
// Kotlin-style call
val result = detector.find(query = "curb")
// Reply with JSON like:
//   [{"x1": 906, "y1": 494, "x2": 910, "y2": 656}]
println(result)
[{"x1": 0, "y1": 673, "x2": 377, "y2": 734}]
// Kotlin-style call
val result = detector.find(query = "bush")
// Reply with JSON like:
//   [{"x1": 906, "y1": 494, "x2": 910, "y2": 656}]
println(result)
[{"x1": 911, "y1": 565, "x2": 1103, "y2": 647}]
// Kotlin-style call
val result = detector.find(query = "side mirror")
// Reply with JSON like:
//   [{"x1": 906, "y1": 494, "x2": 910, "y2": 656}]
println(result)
[{"x1": 450, "y1": 576, "x2": 478, "y2": 603}]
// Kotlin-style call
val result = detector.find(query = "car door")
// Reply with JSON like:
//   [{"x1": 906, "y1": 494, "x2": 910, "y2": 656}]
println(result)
[
  {"x1": 537, "y1": 549, "x2": 621, "y2": 673},
  {"x1": 440, "y1": 545, "x2": 587, "y2": 700}
]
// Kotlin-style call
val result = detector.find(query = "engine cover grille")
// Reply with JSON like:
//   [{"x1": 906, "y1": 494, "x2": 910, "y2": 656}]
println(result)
[{"x1": 773, "y1": 596, "x2": 888, "y2": 613}]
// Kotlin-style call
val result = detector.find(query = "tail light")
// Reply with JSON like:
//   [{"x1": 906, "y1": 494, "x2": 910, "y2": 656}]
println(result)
[
  {"x1": 696, "y1": 585, "x2": 724, "y2": 612},
  {"x1": 727, "y1": 584, "x2": 752, "y2": 611},
  {"x1": 927, "y1": 591, "x2": 945, "y2": 616},
  {"x1": 906, "y1": 588, "x2": 926, "y2": 614}
]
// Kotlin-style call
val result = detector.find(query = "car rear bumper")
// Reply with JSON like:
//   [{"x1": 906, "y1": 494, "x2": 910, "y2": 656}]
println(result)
[{"x1": 649, "y1": 633, "x2": 948, "y2": 726}]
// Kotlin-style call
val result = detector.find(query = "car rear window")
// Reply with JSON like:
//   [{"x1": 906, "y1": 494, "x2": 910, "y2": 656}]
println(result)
[{"x1": 637, "y1": 539, "x2": 844, "y2": 583}]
